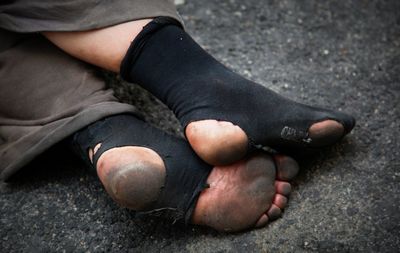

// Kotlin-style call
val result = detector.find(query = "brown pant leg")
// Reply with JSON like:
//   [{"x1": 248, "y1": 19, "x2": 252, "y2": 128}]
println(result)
[{"x1": 0, "y1": 29, "x2": 138, "y2": 181}]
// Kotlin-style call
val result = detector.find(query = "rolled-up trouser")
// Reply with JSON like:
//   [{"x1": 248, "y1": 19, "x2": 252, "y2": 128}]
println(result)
[{"x1": 0, "y1": 0, "x2": 183, "y2": 181}]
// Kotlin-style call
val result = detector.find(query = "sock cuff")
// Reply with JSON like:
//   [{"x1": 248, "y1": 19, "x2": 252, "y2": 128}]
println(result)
[{"x1": 120, "y1": 16, "x2": 183, "y2": 82}]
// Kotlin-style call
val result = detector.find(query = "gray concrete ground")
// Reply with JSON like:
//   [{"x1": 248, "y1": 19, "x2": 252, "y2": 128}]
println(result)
[{"x1": 1, "y1": 0, "x2": 399, "y2": 252}]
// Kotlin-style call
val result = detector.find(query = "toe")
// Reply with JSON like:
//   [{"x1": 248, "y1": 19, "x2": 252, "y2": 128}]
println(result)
[
  {"x1": 254, "y1": 214, "x2": 269, "y2": 228},
  {"x1": 275, "y1": 181, "x2": 291, "y2": 196},
  {"x1": 274, "y1": 155, "x2": 299, "y2": 181},
  {"x1": 342, "y1": 114, "x2": 356, "y2": 134},
  {"x1": 267, "y1": 204, "x2": 282, "y2": 220},
  {"x1": 308, "y1": 120, "x2": 344, "y2": 147},
  {"x1": 273, "y1": 194, "x2": 288, "y2": 209}
]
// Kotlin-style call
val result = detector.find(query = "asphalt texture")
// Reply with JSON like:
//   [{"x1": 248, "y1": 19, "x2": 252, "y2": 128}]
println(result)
[{"x1": 1, "y1": 0, "x2": 400, "y2": 252}]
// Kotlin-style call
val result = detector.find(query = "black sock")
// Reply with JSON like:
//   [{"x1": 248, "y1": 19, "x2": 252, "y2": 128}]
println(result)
[
  {"x1": 120, "y1": 17, "x2": 355, "y2": 154},
  {"x1": 69, "y1": 113, "x2": 211, "y2": 223}
]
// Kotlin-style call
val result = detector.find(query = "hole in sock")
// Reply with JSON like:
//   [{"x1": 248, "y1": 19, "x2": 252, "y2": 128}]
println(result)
[
  {"x1": 95, "y1": 146, "x2": 166, "y2": 211},
  {"x1": 88, "y1": 143, "x2": 102, "y2": 164},
  {"x1": 308, "y1": 120, "x2": 344, "y2": 147}
]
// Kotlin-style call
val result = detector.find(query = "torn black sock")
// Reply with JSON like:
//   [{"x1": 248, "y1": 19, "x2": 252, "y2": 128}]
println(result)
[
  {"x1": 69, "y1": 113, "x2": 211, "y2": 223},
  {"x1": 120, "y1": 17, "x2": 355, "y2": 156}
]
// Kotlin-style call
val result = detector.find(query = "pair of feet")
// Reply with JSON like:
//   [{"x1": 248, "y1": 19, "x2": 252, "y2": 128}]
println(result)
[
  {"x1": 43, "y1": 16, "x2": 355, "y2": 231},
  {"x1": 80, "y1": 18, "x2": 355, "y2": 232},
  {"x1": 87, "y1": 118, "x2": 342, "y2": 232}
]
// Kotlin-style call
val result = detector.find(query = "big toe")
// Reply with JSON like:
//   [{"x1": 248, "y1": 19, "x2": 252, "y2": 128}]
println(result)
[
  {"x1": 274, "y1": 155, "x2": 299, "y2": 181},
  {"x1": 308, "y1": 120, "x2": 344, "y2": 146},
  {"x1": 308, "y1": 114, "x2": 355, "y2": 147}
]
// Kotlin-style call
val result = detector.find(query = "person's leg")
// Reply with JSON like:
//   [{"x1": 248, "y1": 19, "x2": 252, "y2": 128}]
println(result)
[
  {"x1": 0, "y1": 29, "x2": 136, "y2": 180},
  {"x1": 69, "y1": 114, "x2": 299, "y2": 232},
  {"x1": 42, "y1": 19, "x2": 153, "y2": 73},
  {"x1": 43, "y1": 18, "x2": 355, "y2": 166}
]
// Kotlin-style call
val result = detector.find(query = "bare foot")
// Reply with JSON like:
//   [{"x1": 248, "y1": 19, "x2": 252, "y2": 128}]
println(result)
[
  {"x1": 192, "y1": 153, "x2": 298, "y2": 232},
  {"x1": 186, "y1": 119, "x2": 345, "y2": 165},
  {"x1": 92, "y1": 145, "x2": 298, "y2": 232}
]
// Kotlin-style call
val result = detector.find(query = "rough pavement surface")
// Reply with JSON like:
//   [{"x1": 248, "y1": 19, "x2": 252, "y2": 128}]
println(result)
[{"x1": 1, "y1": 0, "x2": 399, "y2": 252}]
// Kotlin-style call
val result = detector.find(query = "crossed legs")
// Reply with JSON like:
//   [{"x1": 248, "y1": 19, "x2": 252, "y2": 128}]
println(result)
[{"x1": 44, "y1": 18, "x2": 354, "y2": 232}]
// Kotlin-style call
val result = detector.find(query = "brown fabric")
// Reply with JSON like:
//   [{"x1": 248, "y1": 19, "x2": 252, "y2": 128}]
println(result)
[
  {"x1": 0, "y1": 31, "x2": 139, "y2": 181},
  {"x1": 0, "y1": 0, "x2": 182, "y2": 32}
]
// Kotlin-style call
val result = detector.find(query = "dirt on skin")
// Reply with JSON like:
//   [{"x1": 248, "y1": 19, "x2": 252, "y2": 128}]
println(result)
[{"x1": 1, "y1": 0, "x2": 400, "y2": 252}]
